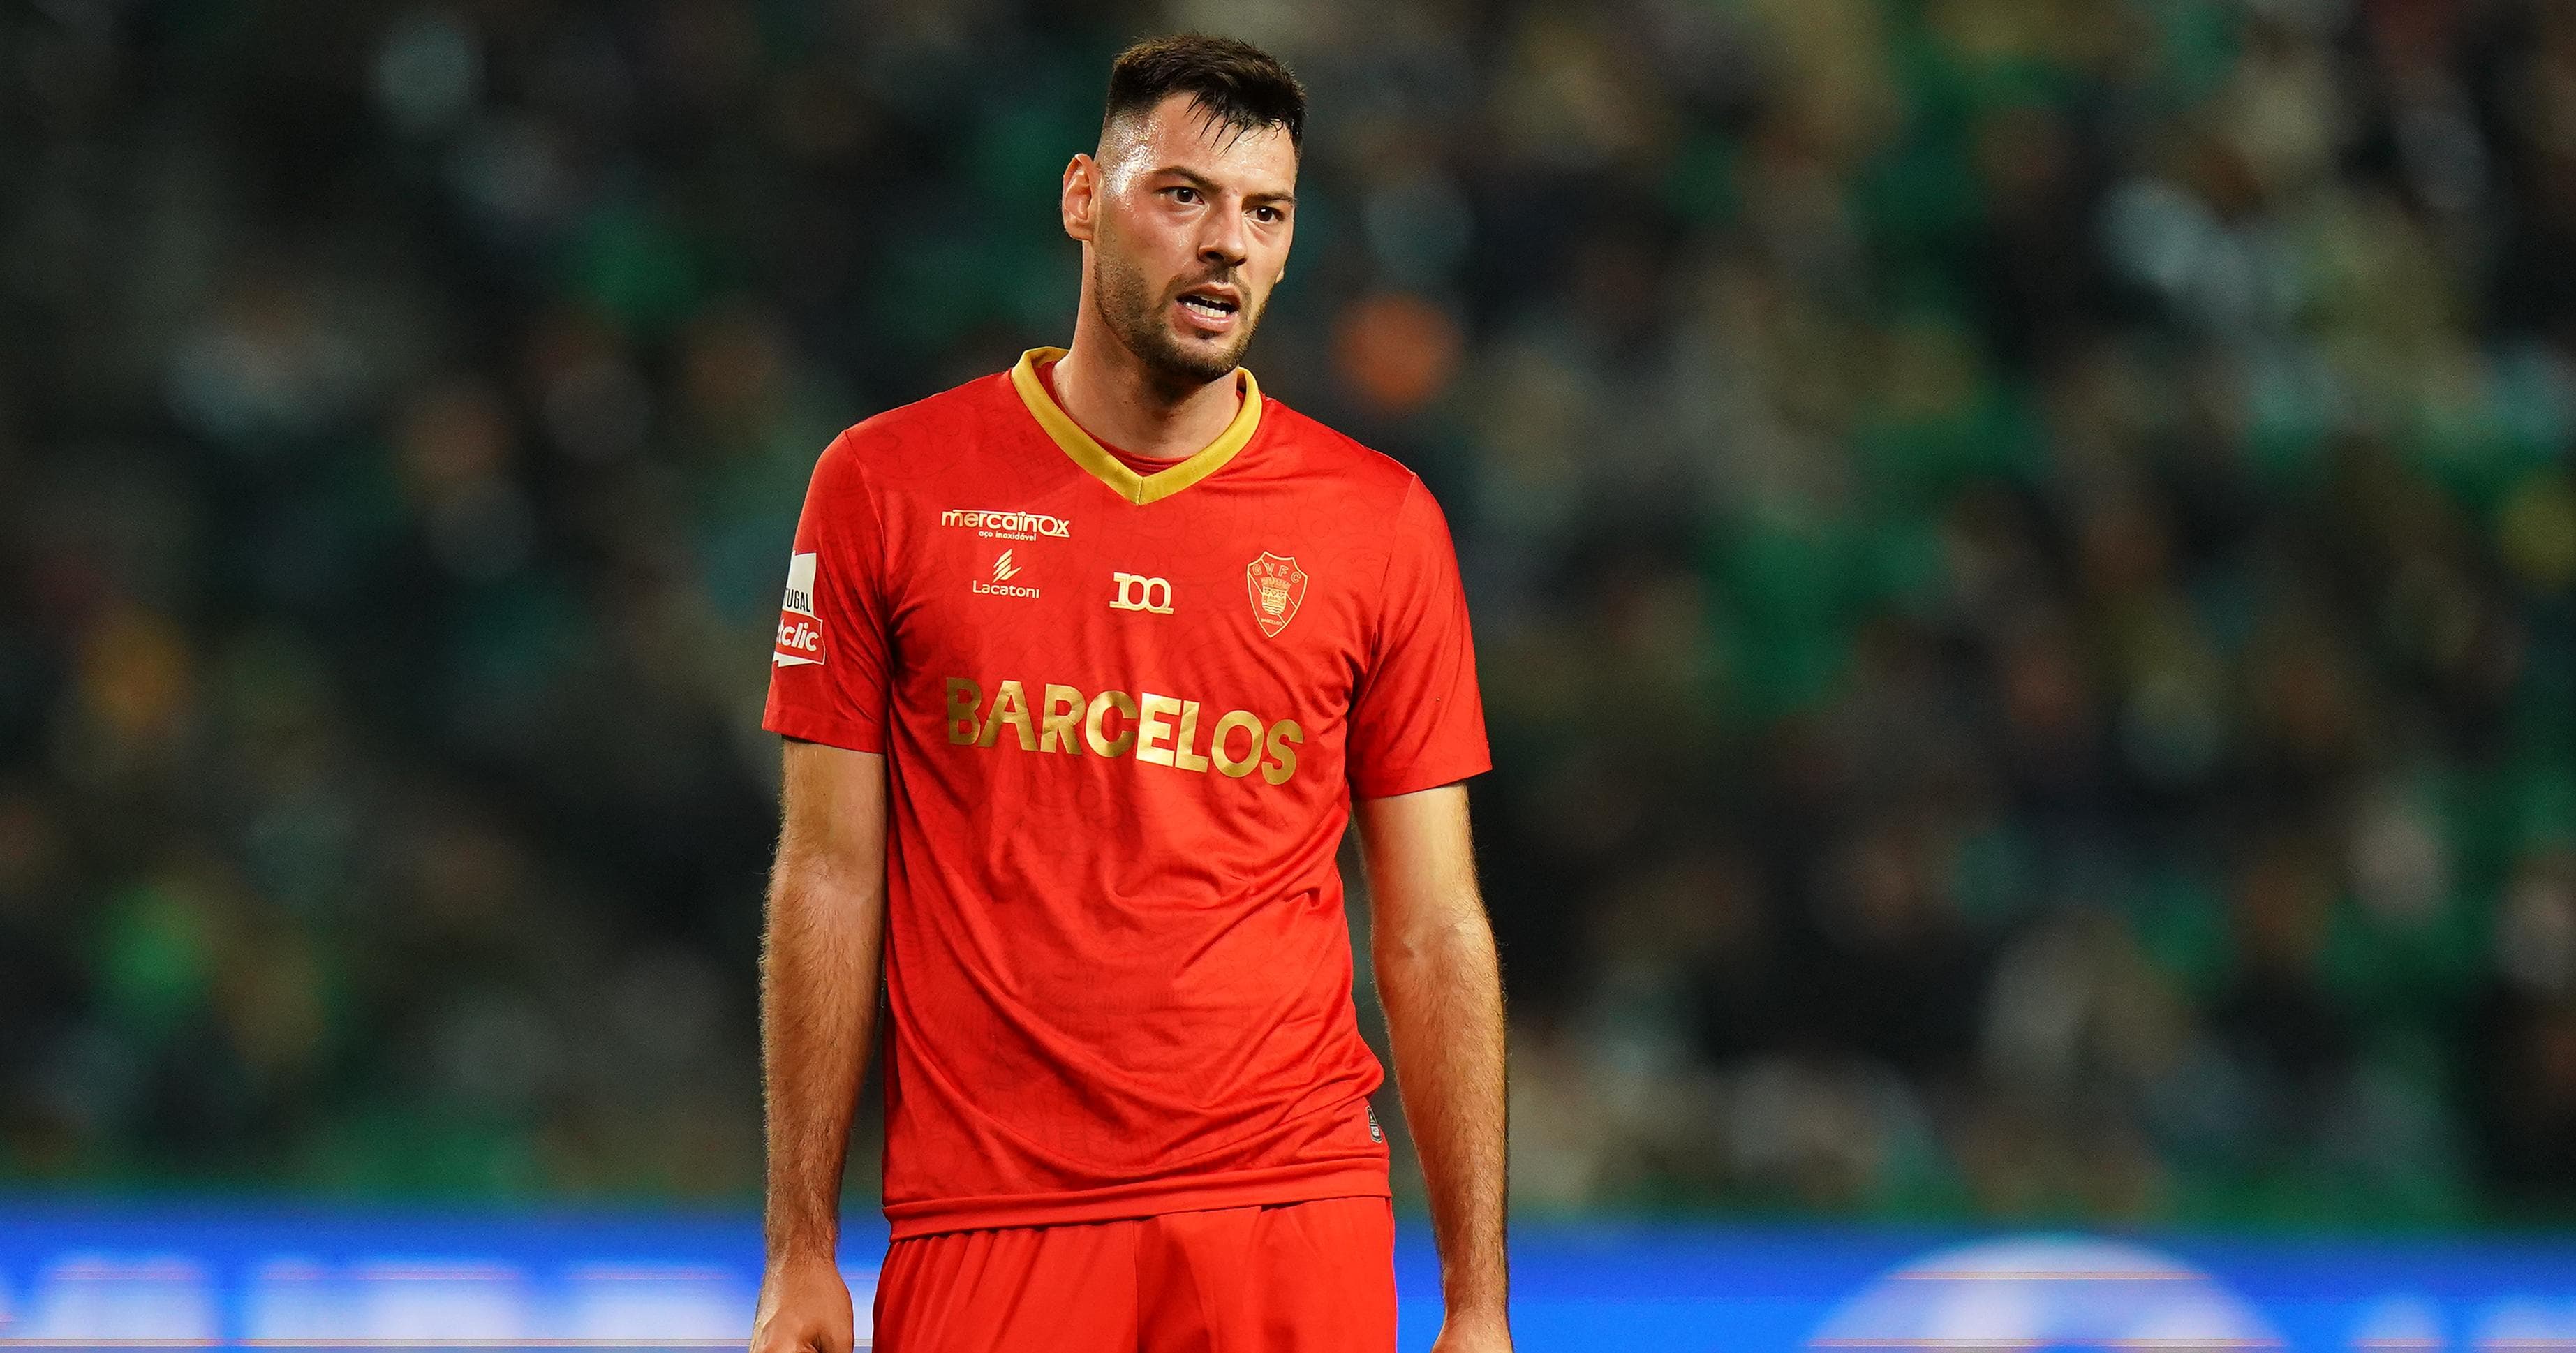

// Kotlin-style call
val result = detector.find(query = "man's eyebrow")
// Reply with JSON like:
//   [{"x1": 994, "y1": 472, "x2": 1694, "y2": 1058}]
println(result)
[{"x1": 1150, "y1": 165, "x2": 1296, "y2": 205}]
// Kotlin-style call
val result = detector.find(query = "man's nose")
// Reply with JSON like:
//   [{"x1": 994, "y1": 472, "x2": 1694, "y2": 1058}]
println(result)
[{"x1": 1198, "y1": 200, "x2": 1249, "y2": 266}]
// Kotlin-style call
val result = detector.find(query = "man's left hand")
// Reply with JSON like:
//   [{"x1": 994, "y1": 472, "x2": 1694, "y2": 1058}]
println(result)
[{"x1": 1430, "y1": 1308, "x2": 1513, "y2": 1353}]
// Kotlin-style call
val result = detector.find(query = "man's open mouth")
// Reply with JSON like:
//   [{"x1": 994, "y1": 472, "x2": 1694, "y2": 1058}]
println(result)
[{"x1": 1178, "y1": 290, "x2": 1239, "y2": 319}]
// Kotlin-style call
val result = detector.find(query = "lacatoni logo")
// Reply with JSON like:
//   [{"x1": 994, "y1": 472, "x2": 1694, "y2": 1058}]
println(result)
[
  {"x1": 972, "y1": 550, "x2": 1040, "y2": 599},
  {"x1": 942, "y1": 676, "x2": 1303, "y2": 785},
  {"x1": 774, "y1": 552, "x2": 824, "y2": 667},
  {"x1": 943, "y1": 508, "x2": 1072, "y2": 540}
]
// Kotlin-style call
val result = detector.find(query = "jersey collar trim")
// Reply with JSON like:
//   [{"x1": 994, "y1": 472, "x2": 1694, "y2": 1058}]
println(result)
[{"x1": 1009, "y1": 346, "x2": 1262, "y2": 505}]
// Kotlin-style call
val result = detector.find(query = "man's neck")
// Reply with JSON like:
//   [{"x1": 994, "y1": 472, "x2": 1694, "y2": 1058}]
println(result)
[{"x1": 1050, "y1": 315, "x2": 1242, "y2": 462}]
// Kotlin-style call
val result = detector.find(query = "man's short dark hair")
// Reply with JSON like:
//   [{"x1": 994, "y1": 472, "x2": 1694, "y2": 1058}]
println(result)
[{"x1": 1102, "y1": 34, "x2": 1305, "y2": 151}]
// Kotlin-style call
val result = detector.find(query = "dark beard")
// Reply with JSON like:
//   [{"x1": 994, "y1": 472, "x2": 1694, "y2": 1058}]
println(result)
[{"x1": 1092, "y1": 248, "x2": 1259, "y2": 388}]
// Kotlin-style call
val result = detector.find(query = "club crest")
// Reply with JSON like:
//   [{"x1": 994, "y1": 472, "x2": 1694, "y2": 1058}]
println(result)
[{"x1": 1245, "y1": 552, "x2": 1308, "y2": 637}]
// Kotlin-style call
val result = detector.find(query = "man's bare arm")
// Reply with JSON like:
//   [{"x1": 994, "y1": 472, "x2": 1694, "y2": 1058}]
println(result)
[
  {"x1": 1357, "y1": 783, "x2": 1511, "y2": 1352},
  {"x1": 750, "y1": 740, "x2": 889, "y2": 1353}
]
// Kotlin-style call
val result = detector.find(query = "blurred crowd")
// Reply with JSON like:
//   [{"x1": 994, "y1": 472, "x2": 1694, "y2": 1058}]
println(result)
[{"x1": 5, "y1": 0, "x2": 2575, "y2": 1226}]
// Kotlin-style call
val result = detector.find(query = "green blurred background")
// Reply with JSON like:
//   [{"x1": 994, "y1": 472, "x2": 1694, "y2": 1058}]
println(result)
[{"x1": 3, "y1": 0, "x2": 2574, "y2": 1231}]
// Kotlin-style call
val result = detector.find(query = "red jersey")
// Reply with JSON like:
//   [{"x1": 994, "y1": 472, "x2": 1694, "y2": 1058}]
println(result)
[{"x1": 762, "y1": 348, "x2": 1488, "y2": 1239}]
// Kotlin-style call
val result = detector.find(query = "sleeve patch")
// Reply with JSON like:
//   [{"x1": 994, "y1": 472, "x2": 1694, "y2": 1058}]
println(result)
[{"x1": 774, "y1": 551, "x2": 825, "y2": 667}]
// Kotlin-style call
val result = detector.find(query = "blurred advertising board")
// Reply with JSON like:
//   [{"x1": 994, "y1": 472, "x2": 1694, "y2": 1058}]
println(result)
[{"x1": 0, "y1": 1206, "x2": 2570, "y2": 1350}]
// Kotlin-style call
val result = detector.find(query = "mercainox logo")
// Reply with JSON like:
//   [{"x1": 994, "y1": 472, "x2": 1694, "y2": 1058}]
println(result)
[{"x1": 943, "y1": 508, "x2": 1071, "y2": 539}]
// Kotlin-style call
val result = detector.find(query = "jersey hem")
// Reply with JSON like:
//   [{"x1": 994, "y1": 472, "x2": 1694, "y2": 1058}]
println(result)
[
  {"x1": 882, "y1": 1159, "x2": 1391, "y2": 1240},
  {"x1": 1351, "y1": 753, "x2": 1493, "y2": 800},
  {"x1": 763, "y1": 702, "x2": 884, "y2": 755}
]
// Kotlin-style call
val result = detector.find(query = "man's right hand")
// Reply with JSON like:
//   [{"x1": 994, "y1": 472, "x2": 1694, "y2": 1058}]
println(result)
[{"x1": 750, "y1": 1252, "x2": 856, "y2": 1353}]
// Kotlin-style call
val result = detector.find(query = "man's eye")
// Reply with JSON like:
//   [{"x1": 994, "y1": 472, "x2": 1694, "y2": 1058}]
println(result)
[
  {"x1": 1252, "y1": 207, "x2": 1281, "y2": 223},
  {"x1": 1169, "y1": 186, "x2": 1199, "y2": 204}
]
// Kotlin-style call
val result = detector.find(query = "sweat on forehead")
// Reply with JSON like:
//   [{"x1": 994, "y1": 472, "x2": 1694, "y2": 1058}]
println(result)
[{"x1": 1099, "y1": 94, "x2": 1298, "y2": 161}]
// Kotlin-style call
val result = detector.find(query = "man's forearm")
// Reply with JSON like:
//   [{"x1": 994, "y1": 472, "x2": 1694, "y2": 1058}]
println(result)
[
  {"x1": 1375, "y1": 909, "x2": 1509, "y2": 1319},
  {"x1": 759, "y1": 852, "x2": 885, "y2": 1263}
]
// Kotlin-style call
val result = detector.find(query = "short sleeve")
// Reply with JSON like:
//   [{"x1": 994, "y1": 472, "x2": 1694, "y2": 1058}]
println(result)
[
  {"x1": 762, "y1": 430, "x2": 894, "y2": 753},
  {"x1": 1347, "y1": 478, "x2": 1490, "y2": 798}
]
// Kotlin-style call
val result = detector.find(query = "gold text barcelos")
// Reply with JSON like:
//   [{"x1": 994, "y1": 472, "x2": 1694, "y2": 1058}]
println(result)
[{"x1": 942, "y1": 677, "x2": 1301, "y2": 785}]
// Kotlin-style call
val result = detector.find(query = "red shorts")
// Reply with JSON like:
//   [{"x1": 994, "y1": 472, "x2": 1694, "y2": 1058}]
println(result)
[{"x1": 866, "y1": 1195, "x2": 1396, "y2": 1352}]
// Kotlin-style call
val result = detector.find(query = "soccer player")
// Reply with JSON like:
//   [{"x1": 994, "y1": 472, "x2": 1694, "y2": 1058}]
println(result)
[{"x1": 749, "y1": 34, "x2": 1508, "y2": 1353}]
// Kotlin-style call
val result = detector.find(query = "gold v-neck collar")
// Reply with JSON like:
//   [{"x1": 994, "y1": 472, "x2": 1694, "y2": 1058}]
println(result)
[{"x1": 1009, "y1": 346, "x2": 1263, "y2": 505}]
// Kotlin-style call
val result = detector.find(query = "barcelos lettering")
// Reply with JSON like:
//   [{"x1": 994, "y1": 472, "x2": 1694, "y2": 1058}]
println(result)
[
  {"x1": 1110, "y1": 572, "x2": 1174, "y2": 614},
  {"x1": 942, "y1": 676, "x2": 1302, "y2": 785}
]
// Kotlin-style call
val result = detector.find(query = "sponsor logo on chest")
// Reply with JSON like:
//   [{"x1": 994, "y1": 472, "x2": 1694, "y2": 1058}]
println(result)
[
  {"x1": 972, "y1": 549, "x2": 1040, "y2": 599},
  {"x1": 943, "y1": 675, "x2": 1304, "y2": 785},
  {"x1": 1110, "y1": 572, "x2": 1173, "y2": 614},
  {"x1": 943, "y1": 507, "x2": 1070, "y2": 541}
]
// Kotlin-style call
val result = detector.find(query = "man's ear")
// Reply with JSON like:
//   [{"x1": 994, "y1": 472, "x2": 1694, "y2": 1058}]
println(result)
[{"x1": 1062, "y1": 153, "x2": 1099, "y2": 243}]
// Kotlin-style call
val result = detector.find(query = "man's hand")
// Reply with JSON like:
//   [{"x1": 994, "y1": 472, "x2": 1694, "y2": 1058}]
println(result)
[
  {"x1": 750, "y1": 1251, "x2": 855, "y2": 1353},
  {"x1": 1431, "y1": 1306, "x2": 1515, "y2": 1352}
]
